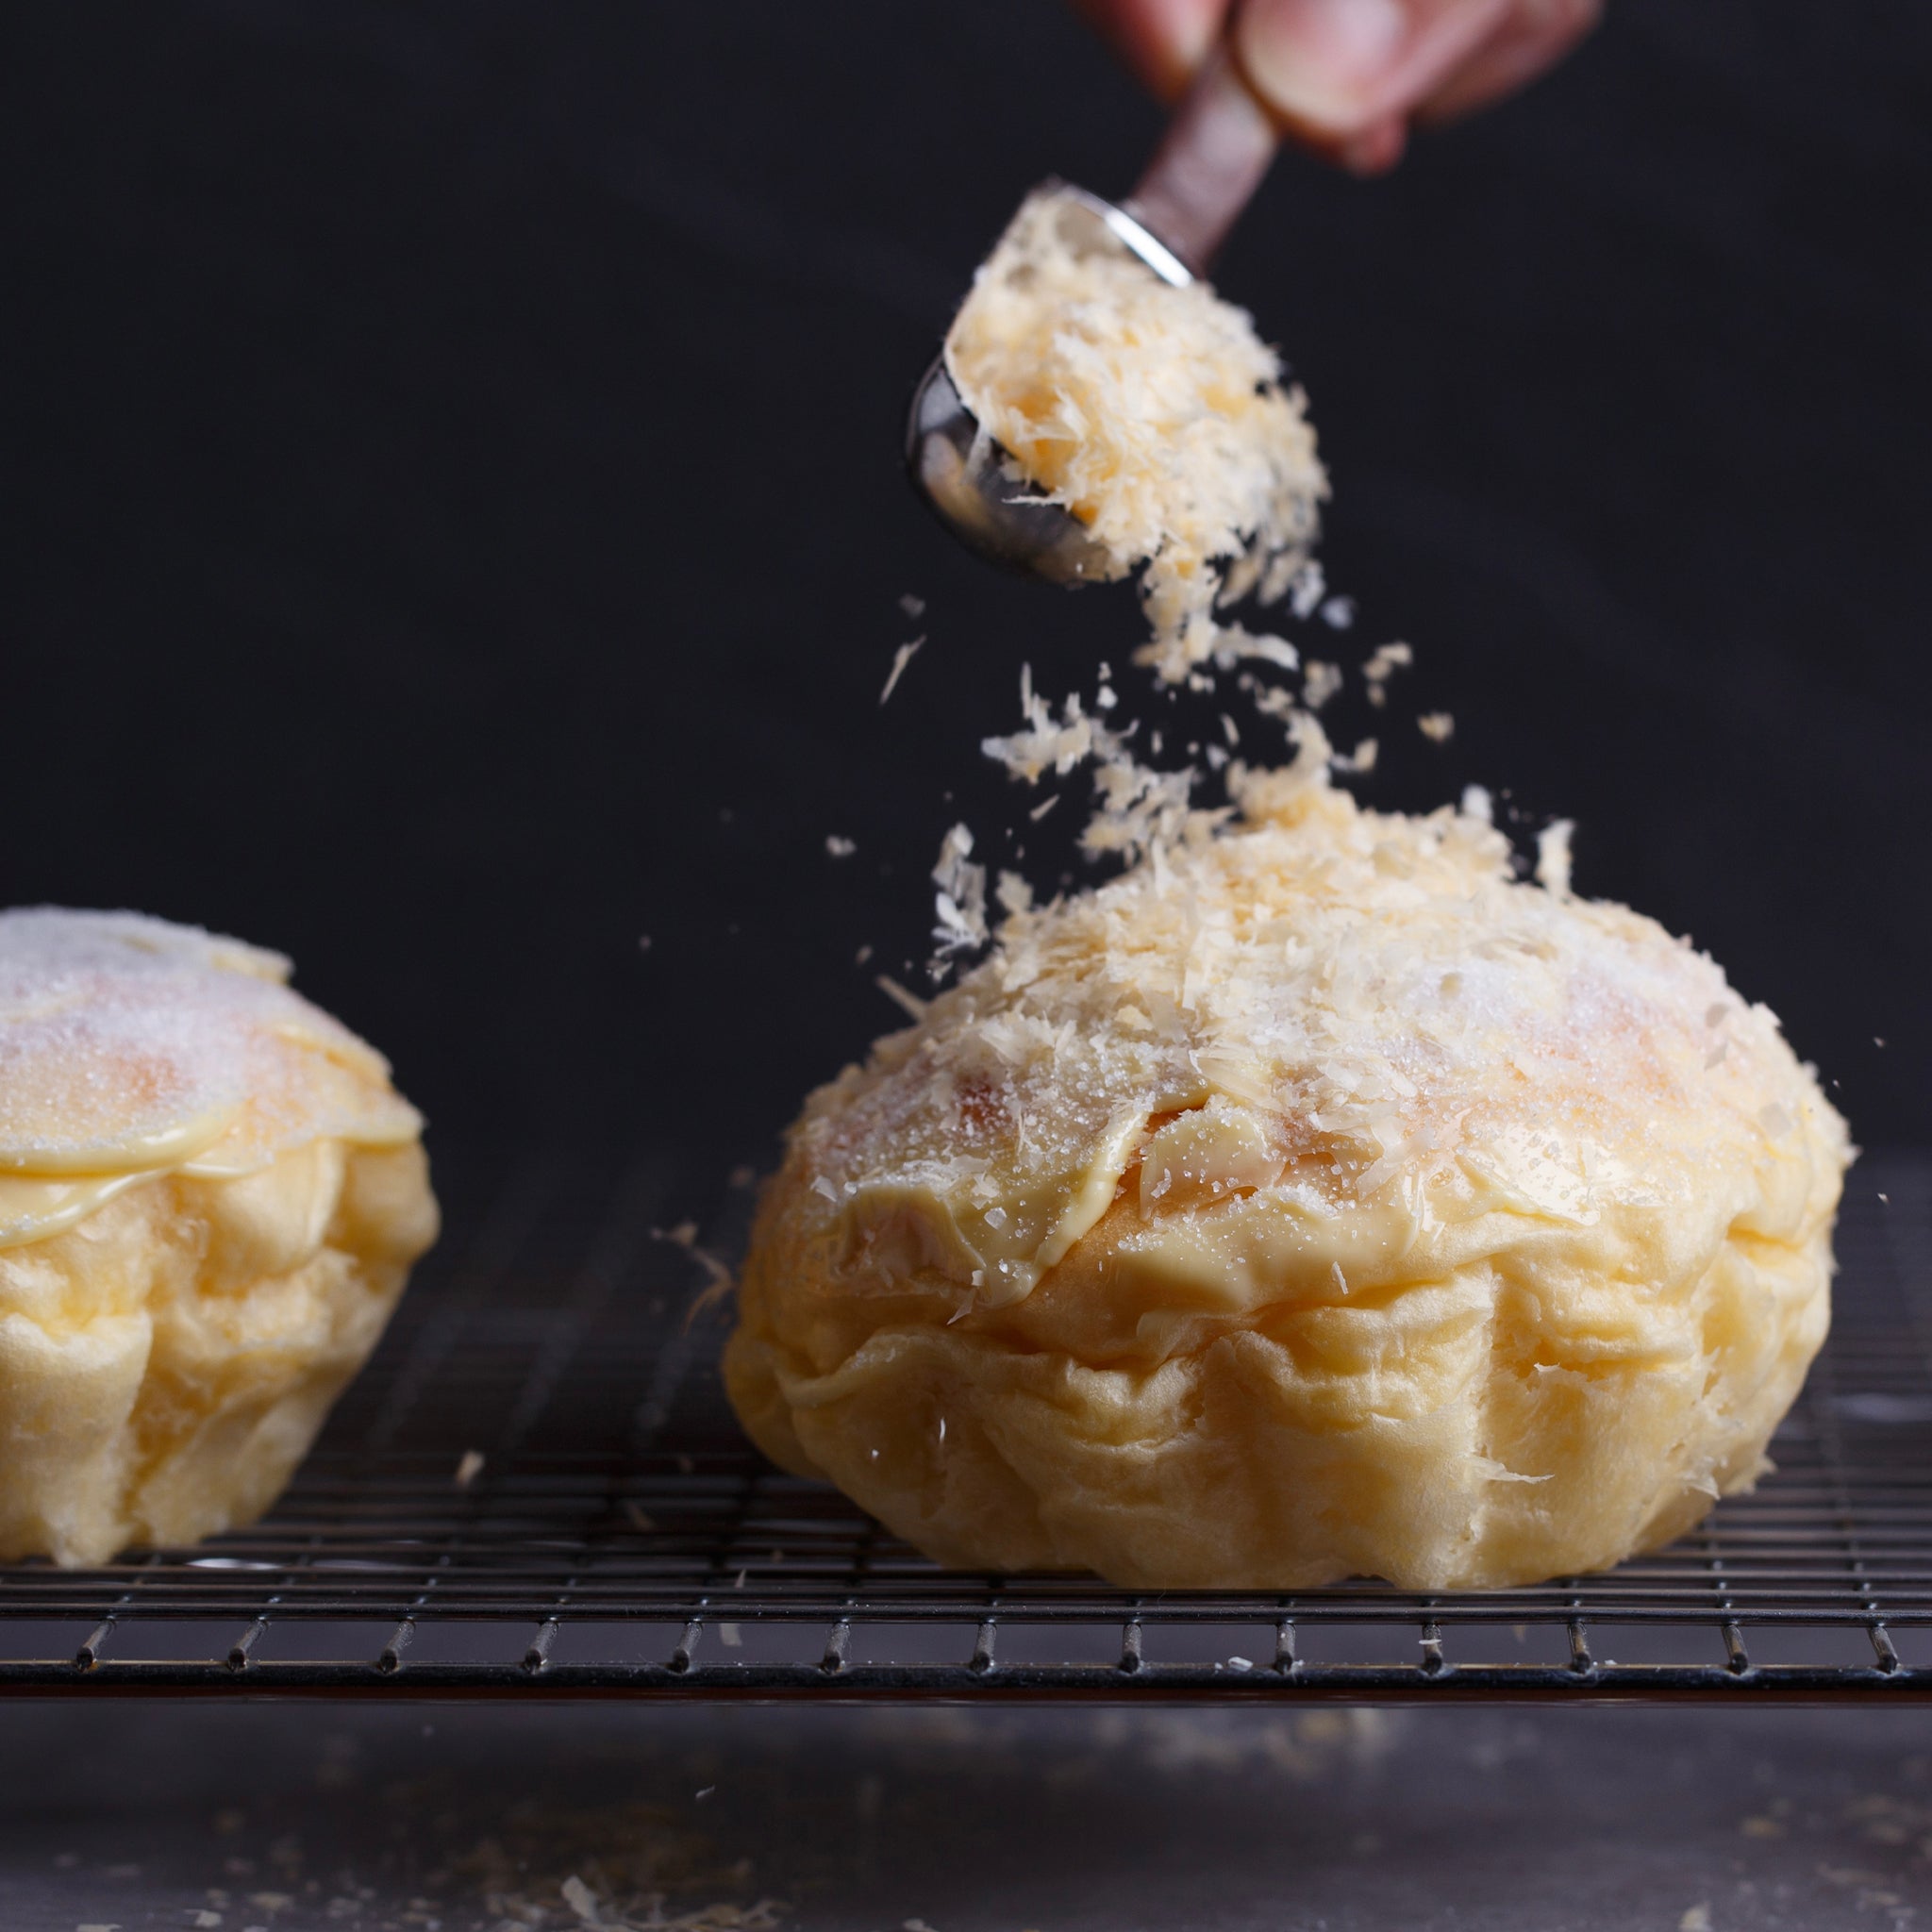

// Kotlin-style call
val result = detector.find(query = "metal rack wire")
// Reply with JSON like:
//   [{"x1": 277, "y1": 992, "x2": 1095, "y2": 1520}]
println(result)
[{"x1": 1, "y1": 1148, "x2": 1926, "y2": 1700}]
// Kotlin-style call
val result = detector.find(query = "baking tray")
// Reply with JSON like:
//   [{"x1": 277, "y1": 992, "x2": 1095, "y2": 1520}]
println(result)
[{"x1": 0, "y1": 1147, "x2": 1925, "y2": 1701}]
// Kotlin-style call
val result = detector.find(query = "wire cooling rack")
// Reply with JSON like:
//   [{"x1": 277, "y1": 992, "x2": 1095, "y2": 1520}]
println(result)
[{"x1": 0, "y1": 1147, "x2": 1926, "y2": 1701}]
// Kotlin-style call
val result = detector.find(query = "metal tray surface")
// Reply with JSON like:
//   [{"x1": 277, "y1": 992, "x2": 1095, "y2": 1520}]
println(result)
[{"x1": 0, "y1": 1148, "x2": 1925, "y2": 1701}]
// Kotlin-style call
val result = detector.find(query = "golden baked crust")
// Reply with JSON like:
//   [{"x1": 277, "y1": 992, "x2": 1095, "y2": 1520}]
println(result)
[
  {"x1": 725, "y1": 759, "x2": 1851, "y2": 1591},
  {"x1": 0, "y1": 910, "x2": 437, "y2": 1566}
]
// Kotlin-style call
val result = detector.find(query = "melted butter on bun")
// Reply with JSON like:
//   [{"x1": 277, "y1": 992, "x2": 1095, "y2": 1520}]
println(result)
[{"x1": 726, "y1": 733, "x2": 1850, "y2": 1591}]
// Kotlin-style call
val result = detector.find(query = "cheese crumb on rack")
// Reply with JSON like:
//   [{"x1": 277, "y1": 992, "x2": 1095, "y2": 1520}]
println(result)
[{"x1": 944, "y1": 187, "x2": 1328, "y2": 684}]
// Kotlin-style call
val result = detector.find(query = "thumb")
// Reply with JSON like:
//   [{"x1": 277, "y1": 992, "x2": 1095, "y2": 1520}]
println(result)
[{"x1": 1234, "y1": 0, "x2": 1516, "y2": 141}]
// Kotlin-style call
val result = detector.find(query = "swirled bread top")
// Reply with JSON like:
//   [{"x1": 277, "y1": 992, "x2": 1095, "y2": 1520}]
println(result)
[
  {"x1": 0, "y1": 909, "x2": 422, "y2": 1246},
  {"x1": 787, "y1": 755, "x2": 1849, "y2": 1312}
]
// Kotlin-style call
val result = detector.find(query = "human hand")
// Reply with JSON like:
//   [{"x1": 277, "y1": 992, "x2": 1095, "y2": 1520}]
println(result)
[{"x1": 1072, "y1": 0, "x2": 1601, "y2": 173}]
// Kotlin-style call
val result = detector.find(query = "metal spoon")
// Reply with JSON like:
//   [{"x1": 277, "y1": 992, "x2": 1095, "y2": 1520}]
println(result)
[{"x1": 905, "y1": 45, "x2": 1281, "y2": 583}]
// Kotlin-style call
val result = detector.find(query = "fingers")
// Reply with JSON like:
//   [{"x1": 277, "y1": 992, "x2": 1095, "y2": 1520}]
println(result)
[
  {"x1": 1235, "y1": 0, "x2": 1517, "y2": 144},
  {"x1": 1413, "y1": 0, "x2": 1602, "y2": 125},
  {"x1": 1074, "y1": 0, "x2": 1603, "y2": 173},
  {"x1": 1070, "y1": 0, "x2": 1232, "y2": 102}
]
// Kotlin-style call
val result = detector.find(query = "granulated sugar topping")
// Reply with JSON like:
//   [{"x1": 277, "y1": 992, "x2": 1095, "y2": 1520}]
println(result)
[{"x1": 0, "y1": 908, "x2": 418, "y2": 1175}]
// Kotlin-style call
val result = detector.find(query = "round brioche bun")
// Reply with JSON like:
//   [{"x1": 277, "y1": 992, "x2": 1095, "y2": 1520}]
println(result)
[
  {"x1": 725, "y1": 755, "x2": 1849, "y2": 1591},
  {"x1": 0, "y1": 909, "x2": 438, "y2": 1567}
]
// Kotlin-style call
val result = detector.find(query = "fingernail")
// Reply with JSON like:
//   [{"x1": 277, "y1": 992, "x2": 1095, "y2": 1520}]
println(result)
[{"x1": 1238, "y1": 0, "x2": 1415, "y2": 132}]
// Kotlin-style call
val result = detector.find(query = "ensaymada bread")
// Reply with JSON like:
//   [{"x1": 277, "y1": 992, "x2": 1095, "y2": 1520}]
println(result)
[
  {"x1": 0, "y1": 908, "x2": 438, "y2": 1567},
  {"x1": 726, "y1": 750, "x2": 1851, "y2": 1591}
]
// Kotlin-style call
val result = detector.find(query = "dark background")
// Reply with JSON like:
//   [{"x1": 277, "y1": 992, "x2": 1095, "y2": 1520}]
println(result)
[{"x1": 4, "y1": 2, "x2": 1926, "y2": 1170}]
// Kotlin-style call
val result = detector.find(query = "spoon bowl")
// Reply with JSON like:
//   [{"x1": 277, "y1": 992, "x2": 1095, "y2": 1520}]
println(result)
[
  {"x1": 904, "y1": 53, "x2": 1279, "y2": 583},
  {"x1": 903, "y1": 185, "x2": 1191, "y2": 584}
]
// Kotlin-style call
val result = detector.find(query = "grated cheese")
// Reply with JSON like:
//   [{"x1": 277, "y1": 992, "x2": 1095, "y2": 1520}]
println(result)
[
  {"x1": 771, "y1": 715, "x2": 1843, "y2": 1306},
  {"x1": 1301, "y1": 661, "x2": 1342, "y2": 710},
  {"x1": 1536, "y1": 819, "x2": 1575, "y2": 899},
  {"x1": 1362, "y1": 641, "x2": 1413, "y2": 708},
  {"x1": 930, "y1": 824, "x2": 990, "y2": 960},
  {"x1": 944, "y1": 187, "x2": 1327, "y2": 684},
  {"x1": 875, "y1": 974, "x2": 927, "y2": 1022},
  {"x1": 1290, "y1": 559, "x2": 1326, "y2": 620},
  {"x1": 980, "y1": 665, "x2": 1118, "y2": 785},
  {"x1": 879, "y1": 636, "x2": 924, "y2": 706}
]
